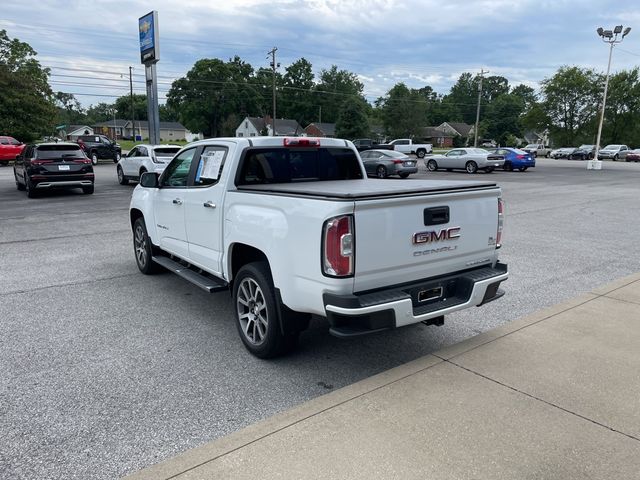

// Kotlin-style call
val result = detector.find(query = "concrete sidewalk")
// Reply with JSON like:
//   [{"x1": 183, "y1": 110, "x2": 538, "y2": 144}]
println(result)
[{"x1": 126, "y1": 273, "x2": 640, "y2": 480}]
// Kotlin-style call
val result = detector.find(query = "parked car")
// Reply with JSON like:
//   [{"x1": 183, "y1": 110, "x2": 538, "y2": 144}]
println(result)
[
  {"x1": 387, "y1": 139, "x2": 433, "y2": 158},
  {"x1": 549, "y1": 147, "x2": 576, "y2": 159},
  {"x1": 490, "y1": 148, "x2": 535, "y2": 172},
  {"x1": 522, "y1": 143, "x2": 551, "y2": 158},
  {"x1": 568, "y1": 144, "x2": 595, "y2": 160},
  {"x1": 352, "y1": 139, "x2": 394, "y2": 152},
  {"x1": 13, "y1": 142, "x2": 94, "y2": 198},
  {"x1": 597, "y1": 144, "x2": 629, "y2": 161},
  {"x1": 425, "y1": 148, "x2": 505, "y2": 174},
  {"x1": 117, "y1": 144, "x2": 182, "y2": 185},
  {"x1": 359, "y1": 149, "x2": 418, "y2": 178},
  {"x1": 76, "y1": 134, "x2": 122, "y2": 165},
  {"x1": 625, "y1": 149, "x2": 640, "y2": 162},
  {"x1": 0, "y1": 136, "x2": 25, "y2": 166}
]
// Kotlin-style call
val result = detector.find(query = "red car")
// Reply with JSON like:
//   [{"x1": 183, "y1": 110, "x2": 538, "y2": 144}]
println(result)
[
  {"x1": 625, "y1": 149, "x2": 640, "y2": 162},
  {"x1": 0, "y1": 136, "x2": 25, "y2": 165}
]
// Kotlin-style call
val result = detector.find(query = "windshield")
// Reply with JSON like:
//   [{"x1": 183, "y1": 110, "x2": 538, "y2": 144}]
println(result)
[
  {"x1": 578, "y1": 145, "x2": 594, "y2": 149},
  {"x1": 513, "y1": 149, "x2": 528, "y2": 155},
  {"x1": 604, "y1": 145, "x2": 621, "y2": 149},
  {"x1": 524, "y1": 144, "x2": 538, "y2": 149},
  {"x1": 469, "y1": 148, "x2": 490, "y2": 154}
]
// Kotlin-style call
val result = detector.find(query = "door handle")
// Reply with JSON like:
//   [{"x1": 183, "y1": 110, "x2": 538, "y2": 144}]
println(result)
[
  {"x1": 172, "y1": 198, "x2": 183, "y2": 205},
  {"x1": 203, "y1": 201, "x2": 216, "y2": 209}
]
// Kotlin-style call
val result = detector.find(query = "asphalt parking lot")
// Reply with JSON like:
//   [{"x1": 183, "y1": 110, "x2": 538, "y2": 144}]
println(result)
[{"x1": 2, "y1": 158, "x2": 640, "y2": 479}]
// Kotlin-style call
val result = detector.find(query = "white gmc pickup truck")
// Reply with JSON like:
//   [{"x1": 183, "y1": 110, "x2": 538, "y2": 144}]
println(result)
[{"x1": 130, "y1": 136, "x2": 508, "y2": 358}]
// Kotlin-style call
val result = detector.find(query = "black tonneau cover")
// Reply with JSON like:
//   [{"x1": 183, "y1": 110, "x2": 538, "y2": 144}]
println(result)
[{"x1": 236, "y1": 179, "x2": 497, "y2": 200}]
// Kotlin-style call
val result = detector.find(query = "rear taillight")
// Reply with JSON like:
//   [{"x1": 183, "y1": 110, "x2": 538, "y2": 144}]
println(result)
[
  {"x1": 496, "y1": 197, "x2": 504, "y2": 248},
  {"x1": 30, "y1": 159, "x2": 52, "y2": 165},
  {"x1": 516, "y1": 154, "x2": 525, "y2": 159},
  {"x1": 392, "y1": 159, "x2": 404, "y2": 164},
  {"x1": 322, "y1": 215, "x2": 354, "y2": 277}
]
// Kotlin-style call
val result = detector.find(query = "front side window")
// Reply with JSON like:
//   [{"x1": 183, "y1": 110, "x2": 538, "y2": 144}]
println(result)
[
  {"x1": 161, "y1": 148, "x2": 196, "y2": 187},
  {"x1": 194, "y1": 146, "x2": 227, "y2": 187}
]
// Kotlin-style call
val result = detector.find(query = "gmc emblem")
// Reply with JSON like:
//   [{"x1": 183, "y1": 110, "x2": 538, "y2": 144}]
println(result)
[{"x1": 413, "y1": 227, "x2": 461, "y2": 244}]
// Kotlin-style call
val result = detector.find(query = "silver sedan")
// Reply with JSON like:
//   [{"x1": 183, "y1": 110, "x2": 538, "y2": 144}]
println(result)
[
  {"x1": 424, "y1": 148, "x2": 505, "y2": 174},
  {"x1": 360, "y1": 149, "x2": 418, "y2": 178}
]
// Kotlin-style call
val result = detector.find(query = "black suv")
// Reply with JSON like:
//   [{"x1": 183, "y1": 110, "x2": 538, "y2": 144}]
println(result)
[
  {"x1": 14, "y1": 142, "x2": 95, "y2": 198},
  {"x1": 77, "y1": 135, "x2": 122, "y2": 165}
]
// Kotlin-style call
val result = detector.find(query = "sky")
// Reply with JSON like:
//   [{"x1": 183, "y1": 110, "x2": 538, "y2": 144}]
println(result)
[{"x1": 2, "y1": 0, "x2": 640, "y2": 108}]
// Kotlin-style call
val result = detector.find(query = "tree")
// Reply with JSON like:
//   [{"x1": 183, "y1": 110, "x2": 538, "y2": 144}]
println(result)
[
  {"x1": 314, "y1": 65, "x2": 364, "y2": 123},
  {"x1": 483, "y1": 93, "x2": 526, "y2": 145},
  {"x1": 0, "y1": 30, "x2": 56, "y2": 141},
  {"x1": 378, "y1": 83, "x2": 428, "y2": 139},
  {"x1": 167, "y1": 56, "x2": 262, "y2": 137},
  {"x1": 54, "y1": 92, "x2": 86, "y2": 127},
  {"x1": 335, "y1": 96, "x2": 369, "y2": 139},
  {"x1": 280, "y1": 58, "x2": 316, "y2": 126},
  {"x1": 115, "y1": 93, "x2": 147, "y2": 121},
  {"x1": 601, "y1": 68, "x2": 640, "y2": 145},
  {"x1": 85, "y1": 102, "x2": 115, "y2": 124},
  {"x1": 541, "y1": 66, "x2": 601, "y2": 146}
]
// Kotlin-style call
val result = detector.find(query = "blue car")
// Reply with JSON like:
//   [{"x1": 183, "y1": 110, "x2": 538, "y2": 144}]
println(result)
[{"x1": 490, "y1": 148, "x2": 535, "y2": 172}]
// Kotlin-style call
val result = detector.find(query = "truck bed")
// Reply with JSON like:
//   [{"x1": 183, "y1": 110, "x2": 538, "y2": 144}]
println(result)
[{"x1": 236, "y1": 179, "x2": 497, "y2": 200}]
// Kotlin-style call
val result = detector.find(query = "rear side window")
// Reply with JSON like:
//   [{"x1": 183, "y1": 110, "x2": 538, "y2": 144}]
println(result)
[
  {"x1": 36, "y1": 145, "x2": 85, "y2": 159},
  {"x1": 154, "y1": 147, "x2": 181, "y2": 157},
  {"x1": 237, "y1": 147, "x2": 362, "y2": 185}
]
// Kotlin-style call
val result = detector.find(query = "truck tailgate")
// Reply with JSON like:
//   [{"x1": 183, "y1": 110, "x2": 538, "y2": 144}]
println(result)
[{"x1": 352, "y1": 183, "x2": 500, "y2": 292}]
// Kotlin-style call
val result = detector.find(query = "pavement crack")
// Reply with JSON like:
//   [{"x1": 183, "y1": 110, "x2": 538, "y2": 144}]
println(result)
[
  {"x1": 0, "y1": 272, "x2": 139, "y2": 296},
  {"x1": 445, "y1": 359, "x2": 640, "y2": 443},
  {"x1": 0, "y1": 228, "x2": 129, "y2": 246}
]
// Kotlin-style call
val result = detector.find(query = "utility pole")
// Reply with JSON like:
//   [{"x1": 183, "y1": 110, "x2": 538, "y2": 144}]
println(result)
[
  {"x1": 268, "y1": 47, "x2": 279, "y2": 136},
  {"x1": 129, "y1": 66, "x2": 135, "y2": 141},
  {"x1": 319, "y1": 106, "x2": 322, "y2": 123},
  {"x1": 473, "y1": 69, "x2": 488, "y2": 147}
]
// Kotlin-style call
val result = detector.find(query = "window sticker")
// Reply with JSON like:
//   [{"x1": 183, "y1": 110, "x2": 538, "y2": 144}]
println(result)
[{"x1": 198, "y1": 150, "x2": 225, "y2": 181}]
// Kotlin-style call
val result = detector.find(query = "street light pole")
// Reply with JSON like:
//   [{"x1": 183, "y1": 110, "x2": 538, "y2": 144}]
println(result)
[
  {"x1": 590, "y1": 25, "x2": 631, "y2": 170},
  {"x1": 473, "y1": 69, "x2": 488, "y2": 148}
]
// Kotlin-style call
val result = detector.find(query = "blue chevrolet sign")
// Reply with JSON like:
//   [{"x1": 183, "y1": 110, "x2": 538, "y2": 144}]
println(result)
[{"x1": 139, "y1": 11, "x2": 159, "y2": 64}]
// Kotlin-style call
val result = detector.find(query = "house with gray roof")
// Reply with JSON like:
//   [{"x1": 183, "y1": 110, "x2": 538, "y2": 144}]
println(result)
[
  {"x1": 235, "y1": 116, "x2": 304, "y2": 137},
  {"x1": 304, "y1": 123, "x2": 336, "y2": 138},
  {"x1": 438, "y1": 122, "x2": 474, "y2": 138}
]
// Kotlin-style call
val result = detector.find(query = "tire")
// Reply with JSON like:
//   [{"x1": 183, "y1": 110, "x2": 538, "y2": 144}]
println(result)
[
  {"x1": 91, "y1": 152, "x2": 99, "y2": 165},
  {"x1": 533, "y1": 152, "x2": 538, "y2": 158},
  {"x1": 133, "y1": 217, "x2": 163, "y2": 275},
  {"x1": 465, "y1": 161, "x2": 478, "y2": 174},
  {"x1": 233, "y1": 262, "x2": 298, "y2": 358},
  {"x1": 485, "y1": 167, "x2": 494, "y2": 173},
  {"x1": 376, "y1": 165, "x2": 387, "y2": 179},
  {"x1": 503, "y1": 161, "x2": 513, "y2": 172},
  {"x1": 25, "y1": 176, "x2": 37, "y2": 198},
  {"x1": 416, "y1": 149, "x2": 426, "y2": 158},
  {"x1": 426, "y1": 159, "x2": 438, "y2": 171},
  {"x1": 82, "y1": 185, "x2": 94, "y2": 194},
  {"x1": 117, "y1": 166, "x2": 129, "y2": 185},
  {"x1": 1, "y1": 160, "x2": 9, "y2": 166},
  {"x1": 518, "y1": 167, "x2": 529, "y2": 172},
  {"x1": 114, "y1": 152, "x2": 121, "y2": 163},
  {"x1": 398, "y1": 172, "x2": 410, "y2": 178},
  {"x1": 139, "y1": 167, "x2": 147, "y2": 179},
  {"x1": 613, "y1": 154, "x2": 618, "y2": 161}
]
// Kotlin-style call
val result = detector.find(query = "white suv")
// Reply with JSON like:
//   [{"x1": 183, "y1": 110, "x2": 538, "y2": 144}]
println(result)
[{"x1": 117, "y1": 144, "x2": 182, "y2": 185}]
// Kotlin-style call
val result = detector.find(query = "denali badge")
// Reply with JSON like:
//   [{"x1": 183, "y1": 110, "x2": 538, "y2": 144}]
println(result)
[{"x1": 413, "y1": 227, "x2": 461, "y2": 244}]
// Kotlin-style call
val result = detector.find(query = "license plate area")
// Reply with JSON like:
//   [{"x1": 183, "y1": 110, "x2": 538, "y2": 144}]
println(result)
[{"x1": 58, "y1": 165, "x2": 70, "y2": 171}]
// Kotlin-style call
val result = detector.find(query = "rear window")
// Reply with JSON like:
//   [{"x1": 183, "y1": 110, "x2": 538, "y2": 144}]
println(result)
[
  {"x1": 36, "y1": 145, "x2": 85, "y2": 159},
  {"x1": 237, "y1": 147, "x2": 363, "y2": 185},
  {"x1": 154, "y1": 147, "x2": 181, "y2": 157}
]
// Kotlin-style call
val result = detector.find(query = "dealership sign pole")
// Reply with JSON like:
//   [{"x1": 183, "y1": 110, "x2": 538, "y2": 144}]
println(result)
[{"x1": 139, "y1": 11, "x2": 161, "y2": 145}]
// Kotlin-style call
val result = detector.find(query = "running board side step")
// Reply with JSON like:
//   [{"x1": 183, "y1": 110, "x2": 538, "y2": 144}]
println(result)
[{"x1": 152, "y1": 256, "x2": 228, "y2": 292}]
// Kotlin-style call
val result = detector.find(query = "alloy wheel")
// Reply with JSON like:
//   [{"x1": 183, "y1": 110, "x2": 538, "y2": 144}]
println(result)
[
  {"x1": 236, "y1": 278, "x2": 268, "y2": 345},
  {"x1": 134, "y1": 224, "x2": 147, "y2": 268}
]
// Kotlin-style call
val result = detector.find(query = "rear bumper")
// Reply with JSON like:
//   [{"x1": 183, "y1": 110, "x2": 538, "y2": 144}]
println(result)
[
  {"x1": 34, "y1": 179, "x2": 94, "y2": 189},
  {"x1": 324, "y1": 262, "x2": 508, "y2": 337}
]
